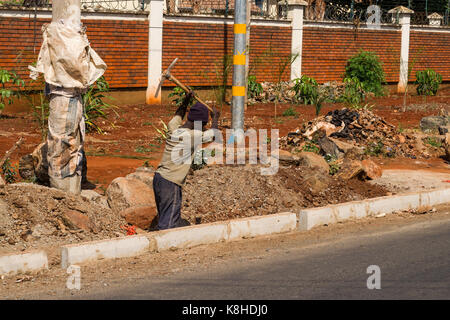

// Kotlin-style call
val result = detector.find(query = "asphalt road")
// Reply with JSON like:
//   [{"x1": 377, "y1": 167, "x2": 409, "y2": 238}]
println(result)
[{"x1": 75, "y1": 217, "x2": 450, "y2": 300}]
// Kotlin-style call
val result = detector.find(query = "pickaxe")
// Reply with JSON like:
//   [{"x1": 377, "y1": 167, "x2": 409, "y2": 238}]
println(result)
[{"x1": 155, "y1": 58, "x2": 214, "y2": 113}]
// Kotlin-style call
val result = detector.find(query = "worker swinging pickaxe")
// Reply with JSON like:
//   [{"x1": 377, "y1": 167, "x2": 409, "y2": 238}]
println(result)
[{"x1": 154, "y1": 58, "x2": 214, "y2": 113}]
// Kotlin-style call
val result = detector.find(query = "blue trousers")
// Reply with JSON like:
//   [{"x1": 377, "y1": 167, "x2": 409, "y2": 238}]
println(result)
[{"x1": 153, "y1": 172, "x2": 182, "y2": 230}]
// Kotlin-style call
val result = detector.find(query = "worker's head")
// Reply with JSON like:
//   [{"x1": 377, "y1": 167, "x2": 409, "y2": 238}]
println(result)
[{"x1": 187, "y1": 102, "x2": 209, "y2": 130}]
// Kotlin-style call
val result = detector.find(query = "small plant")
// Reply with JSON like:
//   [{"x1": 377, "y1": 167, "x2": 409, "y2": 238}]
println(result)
[
  {"x1": 30, "y1": 92, "x2": 49, "y2": 141},
  {"x1": 282, "y1": 106, "x2": 298, "y2": 117},
  {"x1": 83, "y1": 76, "x2": 118, "y2": 134},
  {"x1": 302, "y1": 140, "x2": 320, "y2": 154},
  {"x1": 339, "y1": 77, "x2": 366, "y2": 109},
  {"x1": 0, "y1": 69, "x2": 25, "y2": 115},
  {"x1": 416, "y1": 69, "x2": 442, "y2": 96},
  {"x1": 397, "y1": 122, "x2": 404, "y2": 133},
  {"x1": 168, "y1": 86, "x2": 195, "y2": 107},
  {"x1": 152, "y1": 120, "x2": 169, "y2": 142},
  {"x1": 1, "y1": 158, "x2": 17, "y2": 184},
  {"x1": 364, "y1": 141, "x2": 384, "y2": 157},
  {"x1": 424, "y1": 137, "x2": 442, "y2": 148},
  {"x1": 247, "y1": 75, "x2": 263, "y2": 100},
  {"x1": 324, "y1": 154, "x2": 340, "y2": 175},
  {"x1": 293, "y1": 75, "x2": 319, "y2": 105},
  {"x1": 135, "y1": 145, "x2": 156, "y2": 154},
  {"x1": 344, "y1": 50, "x2": 385, "y2": 96}
]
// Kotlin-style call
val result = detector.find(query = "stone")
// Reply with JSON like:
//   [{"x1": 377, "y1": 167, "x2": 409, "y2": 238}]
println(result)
[
  {"x1": 0, "y1": 175, "x2": 4, "y2": 188},
  {"x1": 420, "y1": 116, "x2": 448, "y2": 132},
  {"x1": 361, "y1": 159, "x2": 382, "y2": 180},
  {"x1": 397, "y1": 134, "x2": 406, "y2": 144},
  {"x1": 106, "y1": 177, "x2": 156, "y2": 213},
  {"x1": 438, "y1": 125, "x2": 450, "y2": 135},
  {"x1": 18, "y1": 154, "x2": 36, "y2": 181},
  {"x1": 297, "y1": 152, "x2": 329, "y2": 174},
  {"x1": 61, "y1": 210, "x2": 94, "y2": 231},
  {"x1": 125, "y1": 171, "x2": 154, "y2": 189},
  {"x1": 444, "y1": 133, "x2": 450, "y2": 161},
  {"x1": 120, "y1": 205, "x2": 158, "y2": 230},
  {"x1": 303, "y1": 171, "x2": 331, "y2": 194},
  {"x1": 80, "y1": 190, "x2": 108, "y2": 208},
  {"x1": 274, "y1": 150, "x2": 300, "y2": 166},
  {"x1": 336, "y1": 160, "x2": 365, "y2": 180},
  {"x1": 318, "y1": 136, "x2": 342, "y2": 159}
]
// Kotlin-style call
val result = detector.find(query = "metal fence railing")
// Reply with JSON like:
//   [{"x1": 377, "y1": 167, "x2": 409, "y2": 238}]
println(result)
[{"x1": 1, "y1": 0, "x2": 449, "y2": 25}]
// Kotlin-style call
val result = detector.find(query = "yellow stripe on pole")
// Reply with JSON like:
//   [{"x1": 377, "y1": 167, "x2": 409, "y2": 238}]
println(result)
[
  {"x1": 234, "y1": 24, "x2": 247, "y2": 34},
  {"x1": 233, "y1": 54, "x2": 246, "y2": 65},
  {"x1": 232, "y1": 86, "x2": 246, "y2": 97}
]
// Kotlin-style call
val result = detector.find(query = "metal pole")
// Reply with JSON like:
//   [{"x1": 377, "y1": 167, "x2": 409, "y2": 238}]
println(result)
[
  {"x1": 231, "y1": 0, "x2": 247, "y2": 132},
  {"x1": 244, "y1": 0, "x2": 251, "y2": 111},
  {"x1": 425, "y1": 0, "x2": 428, "y2": 17},
  {"x1": 350, "y1": 0, "x2": 354, "y2": 20}
]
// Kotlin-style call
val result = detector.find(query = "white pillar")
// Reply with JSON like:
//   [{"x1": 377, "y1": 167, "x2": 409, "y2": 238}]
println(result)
[
  {"x1": 389, "y1": 6, "x2": 414, "y2": 93},
  {"x1": 288, "y1": 0, "x2": 307, "y2": 81},
  {"x1": 146, "y1": 0, "x2": 164, "y2": 105}
]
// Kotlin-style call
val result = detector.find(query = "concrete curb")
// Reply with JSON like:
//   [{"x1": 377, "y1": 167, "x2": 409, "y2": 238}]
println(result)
[
  {"x1": 61, "y1": 235, "x2": 151, "y2": 269},
  {"x1": 60, "y1": 212, "x2": 297, "y2": 268},
  {"x1": 298, "y1": 188, "x2": 450, "y2": 231},
  {"x1": 0, "y1": 250, "x2": 48, "y2": 276}
]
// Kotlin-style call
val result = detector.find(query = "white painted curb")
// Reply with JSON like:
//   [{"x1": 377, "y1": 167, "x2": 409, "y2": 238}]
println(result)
[
  {"x1": 299, "y1": 188, "x2": 450, "y2": 231},
  {"x1": 61, "y1": 235, "x2": 151, "y2": 269},
  {"x1": 59, "y1": 212, "x2": 297, "y2": 267},
  {"x1": 0, "y1": 250, "x2": 48, "y2": 276}
]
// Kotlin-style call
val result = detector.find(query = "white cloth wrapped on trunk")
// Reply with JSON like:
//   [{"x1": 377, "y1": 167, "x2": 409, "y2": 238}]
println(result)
[{"x1": 29, "y1": 20, "x2": 106, "y2": 89}]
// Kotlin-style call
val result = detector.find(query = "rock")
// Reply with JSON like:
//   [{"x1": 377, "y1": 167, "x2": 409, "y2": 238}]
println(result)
[
  {"x1": 361, "y1": 159, "x2": 382, "y2": 180},
  {"x1": 297, "y1": 152, "x2": 329, "y2": 174},
  {"x1": 19, "y1": 154, "x2": 36, "y2": 181},
  {"x1": 303, "y1": 171, "x2": 331, "y2": 194},
  {"x1": 0, "y1": 175, "x2": 4, "y2": 188},
  {"x1": 273, "y1": 150, "x2": 300, "y2": 166},
  {"x1": 120, "y1": 205, "x2": 157, "y2": 230},
  {"x1": 420, "y1": 116, "x2": 448, "y2": 132},
  {"x1": 318, "y1": 136, "x2": 343, "y2": 159},
  {"x1": 444, "y1": 133, "x2": 450, "y2": 161},
  {"x1": 31, "y1": 142, "x2": 49, "y2": 184},
  {"x1": 438, "y1": 125, "x2": 450, "y2": 135},
  {"x1": 61, "y1": 210, "x2": 95, "y2": 231},
  {"x1": 397, "y1": 134, "x2": 406, "y2": 144},
  {"x1": 336, "y1": 160, "x2": 365, "y2": 180},
  {"x1": 106, "y1": 177, "x2": 156, "y2": 213},
  {"x1": 125, "y1": 171, "x2": 154, "y2": 188},
  {"x1": 136, "y1": 166, "x2": 155, "y2": 174}
]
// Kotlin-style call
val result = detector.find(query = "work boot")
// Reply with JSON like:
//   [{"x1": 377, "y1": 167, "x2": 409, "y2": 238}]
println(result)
[{"x1": 50, "y1": 174, "x2": 82, "y2": 195}]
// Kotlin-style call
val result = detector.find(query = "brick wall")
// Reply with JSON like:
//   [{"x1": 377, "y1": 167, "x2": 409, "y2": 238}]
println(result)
[
  {"x1": 162, "y1": 21, "x2": 292, "y2": 87},
  {"x1": 1, "y1": 15, "x2": 449, "y2": 92},
  {"x1": 302, "y1": 27, "x2": 402, "y2": 83},
  {"x1": 409, "y1": 30, "x2": 450, "y2": 82},
  {"x1": 0, "y1": 17, "x2": 148, "y2": 90}
]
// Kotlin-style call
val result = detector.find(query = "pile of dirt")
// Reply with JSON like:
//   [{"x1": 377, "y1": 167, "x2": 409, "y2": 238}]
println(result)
[
  {"x1": 0, "y1": 183, "x2": 125, "y2": 253},
  {"x1": 280, "y1": 108, "x2": 427, "y2": 159},
  {"x1": 182, "y1": 164, "x2": 388, "y2": 224}
]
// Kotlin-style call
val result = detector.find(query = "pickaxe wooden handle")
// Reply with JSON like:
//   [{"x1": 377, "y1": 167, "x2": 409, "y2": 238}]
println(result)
[
  {"x1": 166, "y1": 74, "x2": 214, "y2": 113},
  {"x1": 156, "y1": 58, "x2": 214, "y2": 113}
]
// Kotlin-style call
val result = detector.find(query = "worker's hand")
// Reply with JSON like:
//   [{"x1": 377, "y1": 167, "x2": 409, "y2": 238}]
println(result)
[{"x1": 185, "y1": 89, "x2": 194, "y2": 101}]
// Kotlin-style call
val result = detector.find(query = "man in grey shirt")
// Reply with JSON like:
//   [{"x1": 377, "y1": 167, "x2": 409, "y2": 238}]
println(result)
[{"x1": 153, "y1": 93, "x2": 220, "y2": 230}]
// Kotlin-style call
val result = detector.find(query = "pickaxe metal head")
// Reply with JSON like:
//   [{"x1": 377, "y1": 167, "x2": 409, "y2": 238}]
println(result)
[{"x1": 154, "y1": 58, "x2": 178, "y2": 98}]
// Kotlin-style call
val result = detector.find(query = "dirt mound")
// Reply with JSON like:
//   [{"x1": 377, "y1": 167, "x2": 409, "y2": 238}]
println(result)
[
  {"x1": 0, "y1": 183, "x2": 125, "y2": 254},
  {"x1": 182, "y1": 164, "x2": 388, "y2": 224},
  {"x1": 280, "y1": 108, "x2": 422, "y2": 159}
]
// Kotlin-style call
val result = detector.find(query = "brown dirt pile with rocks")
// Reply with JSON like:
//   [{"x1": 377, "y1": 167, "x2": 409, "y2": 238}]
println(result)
[
  {"x1": 182, "y1": 164, "x2": 388, "y2": 224},
  {"x1": 0, "y1": 183, "x2": 125, "y2": 254}
]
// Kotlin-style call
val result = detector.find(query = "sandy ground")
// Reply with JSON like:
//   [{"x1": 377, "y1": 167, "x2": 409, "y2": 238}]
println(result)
[{"x1": 1, "y1": 203, "x2": 449, "y2": 300}]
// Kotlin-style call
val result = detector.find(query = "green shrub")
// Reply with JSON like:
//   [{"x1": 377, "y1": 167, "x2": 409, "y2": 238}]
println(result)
[
  {"x1": 293, "y1": 75, "x2": 319, "y2": 105},
  {"x1": 168, "y1": 86, "x2": 195, "y2": 108},
  {"x1": 247, "y1": 75, "x2": 263, "y2": 99},
  {"x1": 83, "y1": 76, "x2": 117, "y2": 133},
  {"x1": 416, "y1": 69, "x2": 442, "y2": 96},
  {"x1": 339, "y1": 77, "x2": 366, "y2": 109},
  {"x1": 344, "y1": 50, "x2": 385, "y2": 96},
  {"x1": 0, "y1": 69, "x2": 24, "y2": 114},
  {"x1": 282, "y1": 106, "x2": 298, "y2": 117}
]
